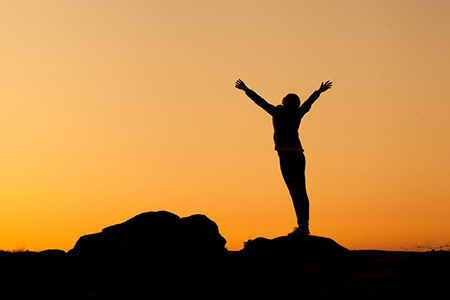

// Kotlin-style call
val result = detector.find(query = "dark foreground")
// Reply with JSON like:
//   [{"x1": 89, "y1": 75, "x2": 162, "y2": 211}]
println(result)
[
  {"x1": 1, "y1": 248, "x2": 449, "y2": 299},
  {"x1": 1, "y1": 211, "x2": 449, "y2": 299}
]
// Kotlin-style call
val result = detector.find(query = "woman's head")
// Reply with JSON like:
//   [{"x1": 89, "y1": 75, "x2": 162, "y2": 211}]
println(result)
[{"x1": 282, "y1": 93, "x2": 300, "y2": 108}]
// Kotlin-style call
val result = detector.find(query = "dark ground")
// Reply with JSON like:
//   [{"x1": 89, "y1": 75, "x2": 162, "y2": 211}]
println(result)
[{"x1": 1, "y1": 247, "x2": 449, "y2": 299}]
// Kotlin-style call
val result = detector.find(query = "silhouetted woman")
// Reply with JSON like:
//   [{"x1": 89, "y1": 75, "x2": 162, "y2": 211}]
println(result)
[{"x1": 235, "y1": 79, "x2": 332, "y2": 236}]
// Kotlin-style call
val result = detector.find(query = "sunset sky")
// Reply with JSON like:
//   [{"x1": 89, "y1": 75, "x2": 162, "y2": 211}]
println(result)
[{"x1": 1, "y1": 0, "x2": 450, "y2": 252}]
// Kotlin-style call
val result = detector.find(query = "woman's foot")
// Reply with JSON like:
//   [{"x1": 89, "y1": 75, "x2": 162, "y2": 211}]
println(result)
[{"x1": 288, "y1": 227, "x2": 310, "y2": 236}]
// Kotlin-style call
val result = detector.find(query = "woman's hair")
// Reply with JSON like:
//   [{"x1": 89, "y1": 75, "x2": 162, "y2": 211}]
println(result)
[{"x1": 282, "y1": 93, "x2": 300, "y2": 108}]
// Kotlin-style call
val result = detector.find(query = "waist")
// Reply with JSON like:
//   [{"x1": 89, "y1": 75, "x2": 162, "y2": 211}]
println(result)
[{"x1": 276, "y1": 147, "x2": 304, "y2": 152}]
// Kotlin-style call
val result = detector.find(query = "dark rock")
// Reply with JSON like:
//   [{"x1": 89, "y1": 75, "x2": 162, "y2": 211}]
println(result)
[
  {"x1": 241, "y1": 234, "x2": 350, "y2": 262},
  {"x1": 68, "y1": 211, "x2": 227, "y2": 264},
  {"x1": 39, "y1": 249, "x2": 66, "y2": 256},
  {"x1": 179, "y1": 214, "x2": 227, "y2": 254}
]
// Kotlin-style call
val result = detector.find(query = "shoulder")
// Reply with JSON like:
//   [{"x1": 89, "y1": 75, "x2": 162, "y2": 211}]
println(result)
[
  {"x1": 273, "y1": 105, "x2": 285, "y2": 115},
  {"x1": 273, "y1": 105, "x2": 284, "y2": 112}
]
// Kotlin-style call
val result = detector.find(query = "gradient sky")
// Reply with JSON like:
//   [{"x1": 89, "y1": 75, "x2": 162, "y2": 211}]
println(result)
[{"x1": 1, "y1": 0, "x2": 450, "y2": 252}]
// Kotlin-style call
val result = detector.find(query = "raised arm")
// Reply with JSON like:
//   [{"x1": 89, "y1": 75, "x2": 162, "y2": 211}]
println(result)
[
  {"x1": 299, "y1": 80, "x2": 333, "y2": 114},
  {"x1": 235, "y1": 79, "x2": 275, "y2": 116}
]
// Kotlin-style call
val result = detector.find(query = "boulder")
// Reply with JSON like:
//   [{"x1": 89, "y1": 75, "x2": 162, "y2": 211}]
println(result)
[
  {"x1": 68, "y1": 211, "x2": 227, "y2": 263},
  {"x1": 241, "y1": 235, "x2": 350, "y2": 261}
]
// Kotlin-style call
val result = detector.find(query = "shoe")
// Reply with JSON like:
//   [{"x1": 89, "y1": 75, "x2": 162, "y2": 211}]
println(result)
[{"x1": 288, "y1": 227, "x2": 310, "y2": 236}]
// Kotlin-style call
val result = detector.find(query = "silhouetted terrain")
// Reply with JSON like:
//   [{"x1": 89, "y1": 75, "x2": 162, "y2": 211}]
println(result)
[{"x1": 1, "y1": 211, "x2": 449, "y2": 299}]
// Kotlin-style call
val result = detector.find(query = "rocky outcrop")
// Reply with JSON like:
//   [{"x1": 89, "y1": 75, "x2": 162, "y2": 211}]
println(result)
[
  {"x1": 4, "y1": 210, "x2": 450, "y2": 299},
  {"x1": 241, "y1": 234, "x2": 350, "y2": 261},
  {"x1": 68, "y1": 210, "x2": 351, "y2": 268},
  {"x1": 68, "y1": 211, "x2": 227, "y2": 263}
]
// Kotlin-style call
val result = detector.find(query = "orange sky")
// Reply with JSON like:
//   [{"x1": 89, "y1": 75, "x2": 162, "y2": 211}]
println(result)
[{"x1": 1, "y1": 0, "x2": 450, "y2": 252}]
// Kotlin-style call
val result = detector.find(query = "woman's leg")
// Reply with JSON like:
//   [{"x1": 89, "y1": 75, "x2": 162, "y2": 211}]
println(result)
[{"x1": 278, "y1": 152, "x2": 310, "y2": 229}]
